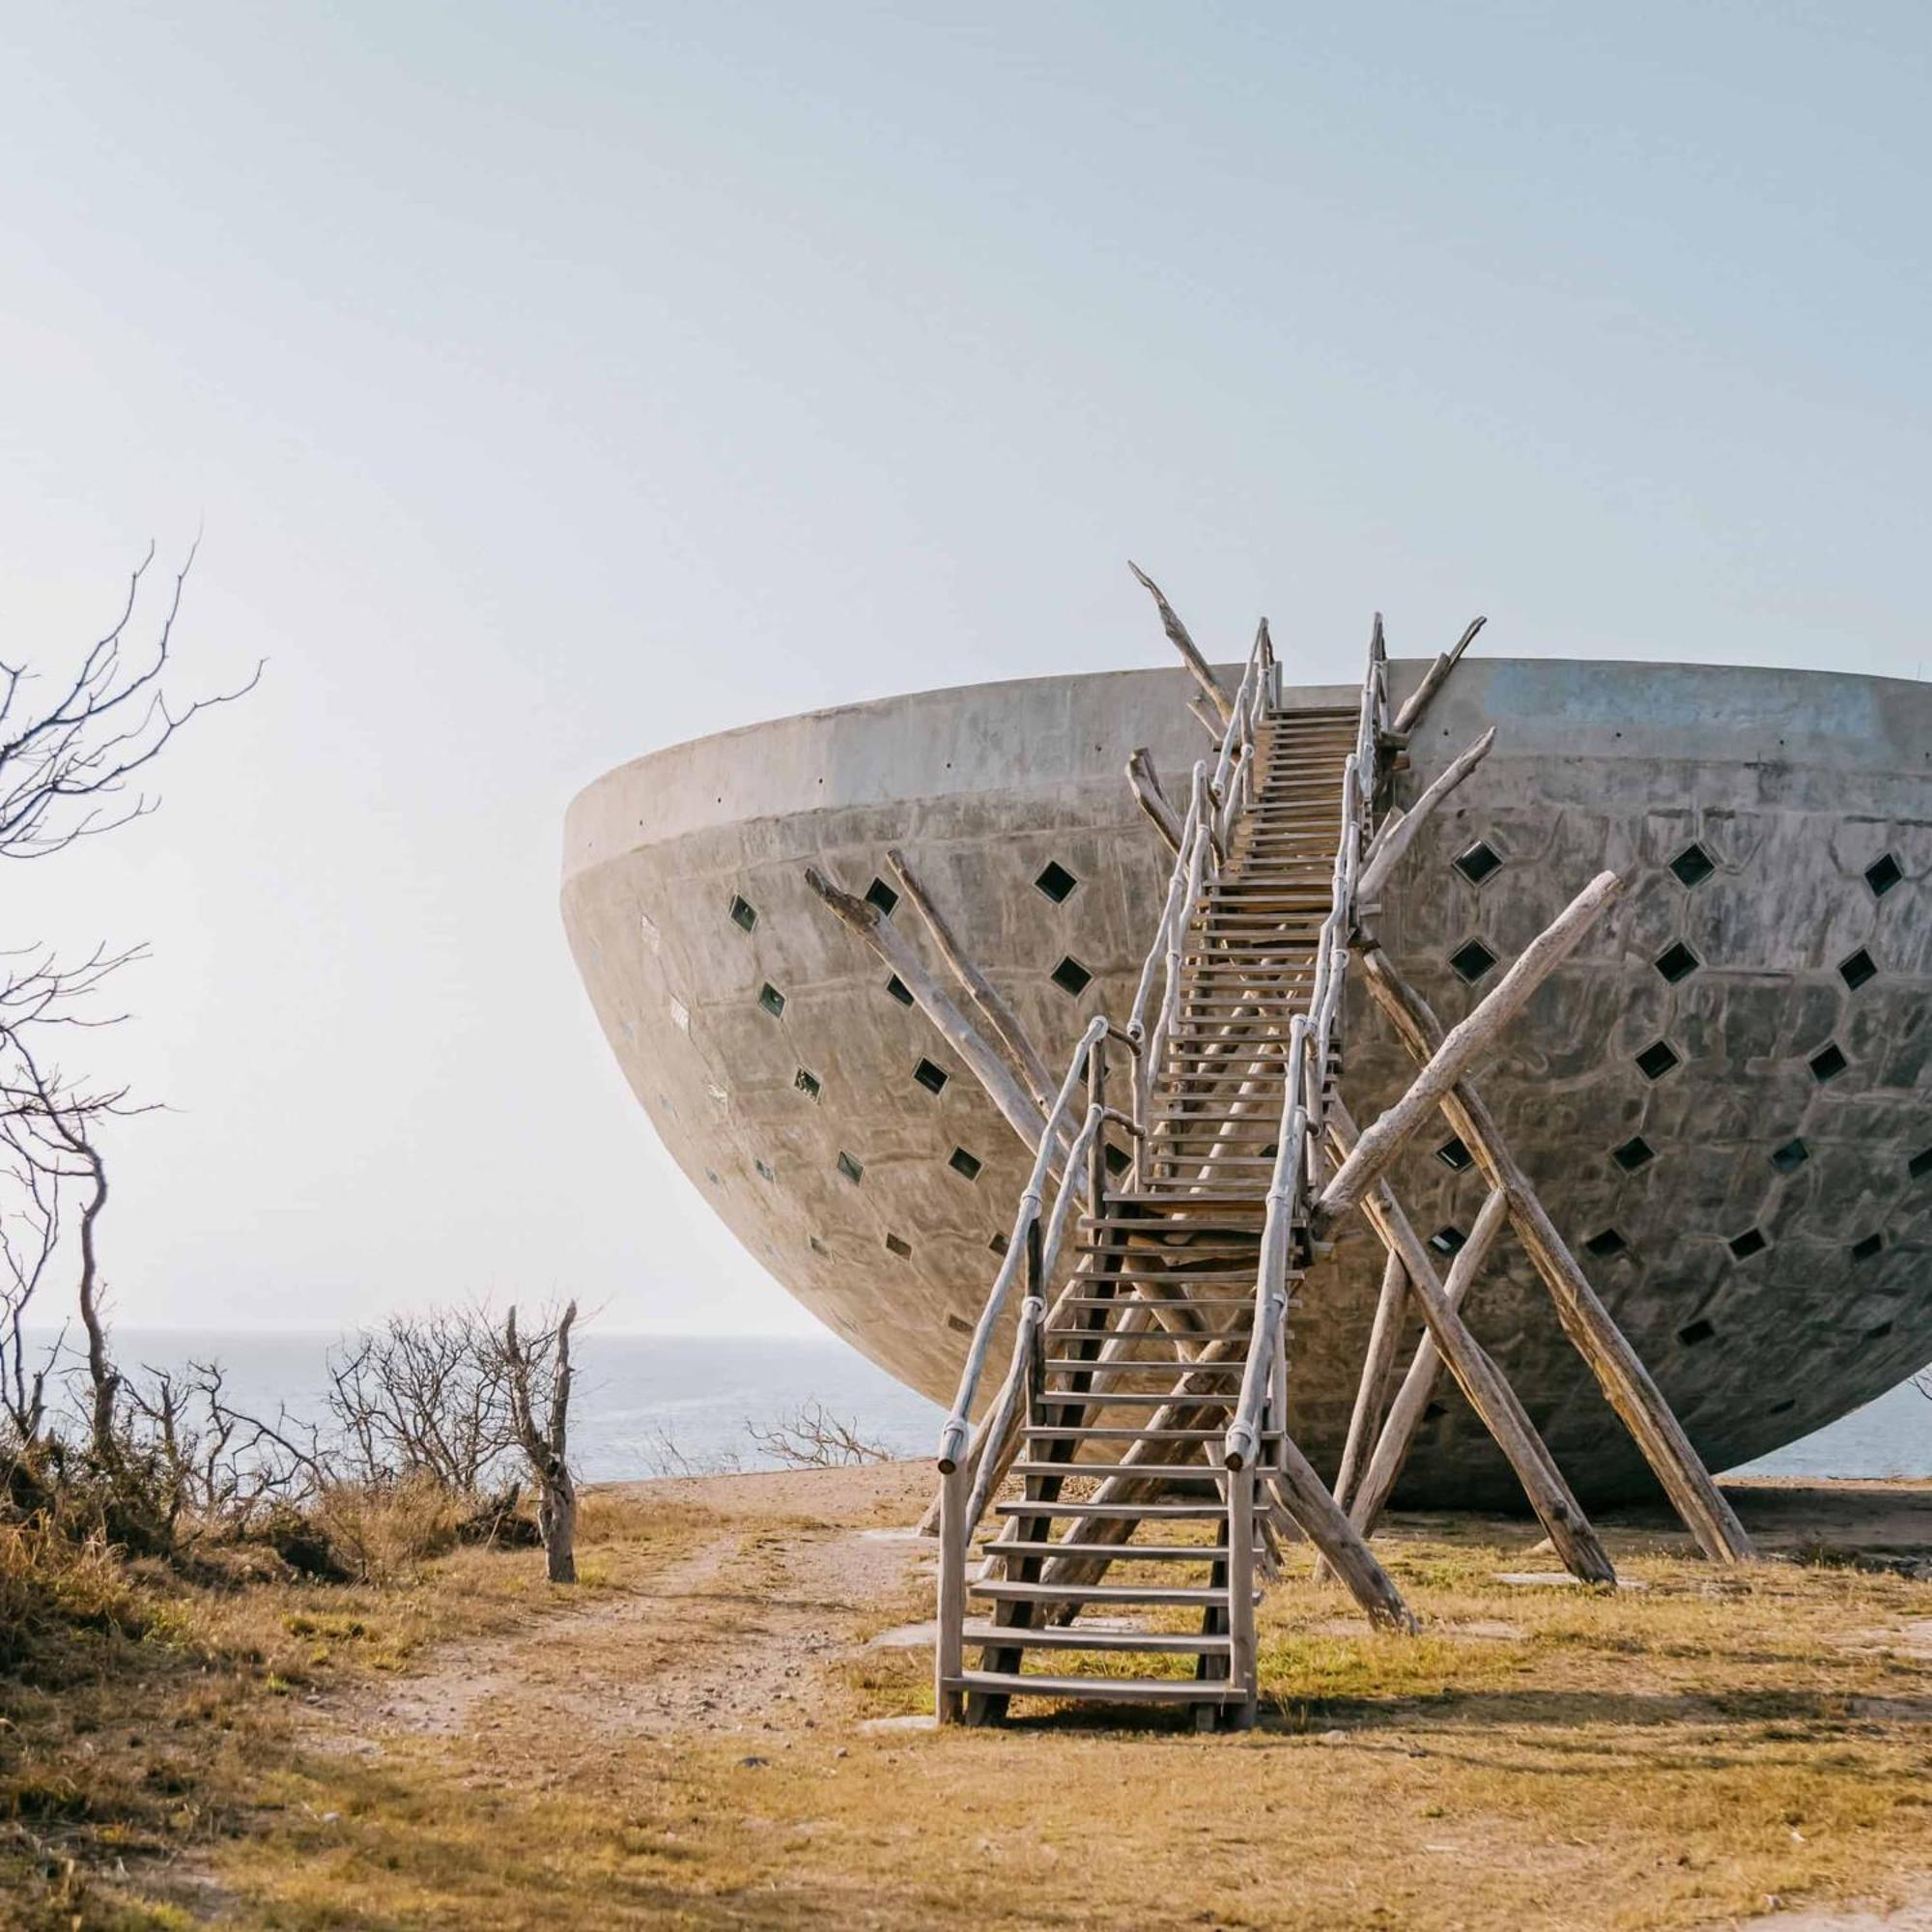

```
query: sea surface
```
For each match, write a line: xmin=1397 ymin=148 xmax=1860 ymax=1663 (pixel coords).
xmin=59 ymin=1328 xmax=1932 ymax=1486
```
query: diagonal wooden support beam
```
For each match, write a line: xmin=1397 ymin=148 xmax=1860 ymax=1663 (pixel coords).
xmin=1332 ymin=1250 xmax=1409 ymax=1512
xmin=1326 ymin=1101 xmax=1618 ymax=1585
xmin=1356 ymin=726 xmax=1497 ymax=907
xmin=1358 ymin=945 xmax=1755 ymax=1565
xmin=1391 ymin=615 xmax=1486 ymax=737
xmin=1129 ymin=561 xmax=1235 ymax=725
xmin=1312 ymin=868 xmax=1623 ymax=1236
xmin=1125 ymin=747 xmax=1183 ymax=856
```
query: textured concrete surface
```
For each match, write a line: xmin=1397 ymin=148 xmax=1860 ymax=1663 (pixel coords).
xmin=560 ymin=658 xmax=1931 ymax=1505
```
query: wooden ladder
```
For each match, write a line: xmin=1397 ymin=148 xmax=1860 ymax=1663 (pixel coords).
xmin=951 ymin=707 xmax=1357 ymax=1726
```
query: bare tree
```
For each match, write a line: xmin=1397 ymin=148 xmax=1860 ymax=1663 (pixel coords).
xmin=498 ymin=1301 xmax=578 ymax=1584
xmin=745 ymin=1402 xmax=889 ymax=1469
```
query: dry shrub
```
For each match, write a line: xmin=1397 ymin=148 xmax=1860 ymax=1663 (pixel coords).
xmin=0 ymin=1516 xmax=147 ymax=1671
xmin=310 ymin=1476 xmax=468 ymax=1583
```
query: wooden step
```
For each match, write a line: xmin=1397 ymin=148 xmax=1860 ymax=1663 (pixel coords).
xmin=1008 ymin=1461 xmax=1227 ymax=1480
xmin=992 ymin=1499 xmax=1230 ymax=1520
xmin=962 ymin=1622 xmax=1230 ymax=1654
xmin=946 ymin=1669 xmax=1238 ymax=1704
xmin=969 ymin=1579 xmax=1254 ymax=1606
xmin=983 ymin=1539 xmax=1225 ymax=1561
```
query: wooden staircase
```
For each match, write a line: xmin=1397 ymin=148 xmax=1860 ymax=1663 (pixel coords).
xmin=949 ymin=707 xmax=1359 ymax=1725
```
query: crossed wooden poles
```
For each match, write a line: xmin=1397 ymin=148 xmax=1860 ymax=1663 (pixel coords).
xmin=803 ymin=574 xmax=1752 ymax=1640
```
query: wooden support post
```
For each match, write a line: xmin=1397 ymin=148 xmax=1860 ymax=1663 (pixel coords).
xmin=1326 ymin=1105 xmax=1616 ymax=1584
xmin=1390 ymin=615 xmax=1486 ymax=736
xmin=1356 ymin=726 xmax=1497 ymax=907
xmin=1333 ymin=1250 xmax=1409 ymax=1510
xmin=1125 ymin=747 xmax=1183 ymax=855
xmin=1313 ymin=868 xmax=1623 ymax=1235
xmin=1358 ymin=946 xmax=1756 ymax=1565
xmin=1227 ymin=1463 xmax=1258 ymax=1726
xmin=1129 ymin=561 xmax=1234 ymax=724
xmin=936 ymin=1457 xmax=967 ymax=1723
xmin=1266 ymin=1438 xmax=1416 ymax=1633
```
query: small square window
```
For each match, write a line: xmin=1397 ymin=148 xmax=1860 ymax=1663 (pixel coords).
xmin=704 ymin=1168 xmax=721 ymax=1185
xmin=1864 ymin=853 xmax=1902 ymax=898
xmin=1866 ymin=1319 xmax=1895 ymax=1340
xmin=884 ymin=1233 xmax=912 ymax=1259
xmin=913 ymin=1057 xmax=949 ymax=1095
xmin=1449 ymin=939 xmax=1498 ymax=984
xmin=1452 ymin=840 xmax=1503 ymax=886
xmin=795 ymin=1067 xmax=821 ymax=1101
xmin=1677 ymin=1318 xmax=1716 ymax=1347
xmin=1050 ymin=955 xmax=1094 ymax=998
xmin=1910 ymin=1148 xmax=1932 ymax=1181
xmin=1838 ymin=948 xmax=1877 ymax=991
xmin=836 ymin=1151 xmax=864 ymax=1185
xmin=1635 ymin=1039 xmax=1680 ymax=1082
xmin=1428 ymin=1225 xmax=1466 ymax=1258
xmin=1727 ymin=1228 xmax=1768 ymax=1261
xmin=728 ymin=894 xmax=757 ymax=932
xmin=1655 ymin=942 xmax=1699 ymax=984
xmin=1769 ymin=1138 xmax=1808 ymax=1174
xmin=946 ymin=1312 xmax=975 ymax=1336
xmin=808 ymin=1236 xmax=828 ymax=1256
xmin=1769 ymin=1397 xmax=1796 ymax=1415
xmin=1435 ymin=1136 xmax=1474 ymax=1172
xmin=1669 ymin=843 xmax=1716 ymax=888
xmin=1583 ymin=1228 xmax=1628 ymax=1260
xmin=1808 ymin=1043 xmax=1848 ymax=1083
xmin=885 ymin=974 xmax=914 ymax=1007
xmin=949 ymin=1147 xmax=983 ymax=1182
xmin=1850 ymin=1234 xmax=1883 ymax=1264
xmin=865 ymin=877 xmax=899 ymax=917
xmin=1612 ymin=1135 xmax=1655 ymax=1172
xmin=989 ymin=1231 xmax=1009 ymax=1256
xmin=1035 ymin=861 xmax=1079 ymax=903
xmin=757 ymin=982 xmax=785 ymax=1018
xmin=1103 ymin=1144 xmax=1132 ymax=1178
xmin=753 ymin=1158 xmax=776 ymax=1182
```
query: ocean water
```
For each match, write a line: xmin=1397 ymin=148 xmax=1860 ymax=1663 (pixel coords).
xmin=56 ymin=1328 xmax=1932 ymax=1486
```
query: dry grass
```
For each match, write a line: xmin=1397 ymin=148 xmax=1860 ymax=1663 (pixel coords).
xmin=4 ymin=1473 xmax=1929 ymax=1930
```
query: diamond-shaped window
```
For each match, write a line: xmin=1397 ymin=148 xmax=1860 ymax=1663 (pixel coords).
xmin=865 ymin=877 xmax=899 ymax=917
xmin=1864 ymin=853 xmax=1902 ymax=898
xmin=728 ymin=894 xmax=757 ymax=932
xmin=1435 ymin=1137 xmax=1474 ymax=1172
xmin=1727 ymin=1227 xmax=1768 ymax=1261
xmin=1635 ymin=1039 xmax=1681 ymax=1082
xmin=1103 ymin=1144 xmax=1132 ymax=1178
xmin=988 ymin=1231 xmax=1009 ymax=1256
xmin=1808 ymin=1042 xmax=1848 ymax=1083
xmin=753 ymin=1158 xmax=776 ymax=1182
xmin=836 ymin=1151 xmax=864 ymax=1185
xmin=1838 ymin=948 xmax=1877 ymax=990
xmin=1910 ymin=1148 xmax=1932 ymax=1180
xmin=1428 ymin=1225 xmax=1466 ymax=1258
xmin=756 ymin=982 xmax=785 ymax=1018
xmin=913 ymin=1058 xmax=949 ymax=1095
xmin=1655 ymin=942 xmax=1700 ymax=985
xmin=1453 ymin=840 xmax=1503 ymax=886
xmin=1583 ymin=1228 xmax=1628 ymax=1260
xmin=1865 ymin=1320 xmax=1894 ymax=1340
xmin=1050 ymin=955 xmax=1094 ymax=998
xmin=884 ymin=1233 xmax=912 ymax=1259
xmin=949 ymin=1147 xmax=983 ymax=1182
xmin=885 ymin=973 xmax=914 ymax=1007
xmin=794 ymin=1067 xmax=821 ymax=1101
xmin=1677 ymin=1318 xmax=1716 ymax=1347
xmin=1769 ymin=1138 xmax=1808 ymax=1174
xmin=1449 ymin=939 xmax=1498 ymax=984
xmin=1850 ymin=1233 xmax=1883 ymax=1264
xmin=1669 ymin=843 xmax=1716 ymax=888
xmin=1611 ymin=1135 xmax=1655 ymax=1172
xmin=1035 ymin=861 xmax=1078 ymax=903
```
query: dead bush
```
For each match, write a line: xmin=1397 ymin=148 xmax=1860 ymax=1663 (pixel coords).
xmin=310 ymin=1476 xmax=468 ymax=1583
xmin=0 ymin=1515 xmax=147 ymax=1672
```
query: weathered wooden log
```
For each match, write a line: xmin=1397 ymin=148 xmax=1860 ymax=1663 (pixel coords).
xmin=883 ymin=846 xmax=1058 ymax=1118
xmin=1129 ymin=561 xmax=1234 ymax=724
xmin=1333 ymin=1250 xmax=1409 ymax=1511
xmin=1356 ymin=726 xmax=1497 ymax=907
xmin=1125 ymin=747 xmax=1183 ymax=855
xmin=935 ymin=1457 xmax=968 ymax=1722
xmin=1391 ymin=615 xmax=1486 ymax=736
xmin=1325 ymin=1109 xmax=1616 ymax=1584
xmin=1358 ymin=945 xmax=1755 ymax=1564
xmin=1266 ymin=1440 xmax=1415 ymax=1633
xmin=804 ymin=866 xmax=1050 ymax=1157
xmin=1312 ymin=868 xmax=1623 ymax=1235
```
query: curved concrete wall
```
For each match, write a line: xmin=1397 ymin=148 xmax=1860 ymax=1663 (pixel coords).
xmin=561 ymin=658 xmax=1931 ymax=1504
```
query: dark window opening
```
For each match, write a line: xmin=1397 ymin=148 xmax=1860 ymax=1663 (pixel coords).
xmin=865 ymin=876 xmax=899 ymax=917
xmin=1103 ymin=1144 xmax=1132 ymax=1178
xmin=946 ymin=1312 xmax=974 ymax=1335
xmin=1678 ymin=1318 xmax=1716 ymax=1347
xmin=836 ymin=1151 xmax=864 ymax=1184
xmin=756 ymin=981 xmax=785 ymax=1018
xmin=1838 ymin=947 xmax=1877 ymax=991
xmin=1769 ymin=1137 xmax=1808 ymax=1174
xmin=1449 ymin=938 xmax=1498 ymax=984
xmin=949 ymin=1147 xmax=983 ymax=1182
xmin=1050 ymin=955 xmax=1094 ymax=998
xmin=728 ymin=894 xmax=757 ymax=932
xmin=885 ymin=973 xmax=914 ymax=1007
xmin=1655 ymin=941 xmax=1700 ymax=985
xmin=1428 ymin=1225 xmax=1466 ymax=1258
xmin=1422 ymin=1402 xmax=1448 ymax=1422
xmin=753 ymin=1158 xmax=775 ymax=1182
xmin=1583 ymin=1228 xmax=1628 ymax=1260
xmin=1727 ymin=1227 xmax=1768 ymax=1261
xmin=884 ymin=1233 xmax=912 ymax=1259
xmin=1850 ymin=1233 xmax=1883 ymax=1264
xmin=1864 ymin=852 xmax=1902 ymax=898
xmin=1669 ymin=843 xmax=1716 ymax=888
xmin=988 ymin=1231 xmax=1009 ymax=1256
xmin=808 ymin=1236 xmax=828 ymax=1256
xmin=1908 ymin=1147 xmax=1932 ymax=1180
xmin=1035 ymin=860 xmax=1078 ymax=903
xmin=1435 ymin=1136 xmax=1474 ymax=1172
xmin=1453 ymin=840 xmax=1503 ymax=886
xmin=1635 ymin=1039 xmax=1681 ymax=1081
xmin=913 ymin=1057 xmax=949 ymax=1095
xmin=794 ymin=1067 xmax=821 ymax=1101
xmin=1769 ymin=1397 xmax=1796 ymax=1415
xmin=704 ymin=1169 xmax=721 ymax=1185
xmin=1612 ymin=1135 xmax=1656 ymax=1172
xmin=1865 ymin=1320 xmax=1894 ymax=1341
xmin=1808 ymin=1042 xmax=1848 ymax=1083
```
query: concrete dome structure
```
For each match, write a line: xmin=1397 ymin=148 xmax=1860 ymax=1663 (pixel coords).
xmin=561 ymin=656 xmax=1931 ymax=1504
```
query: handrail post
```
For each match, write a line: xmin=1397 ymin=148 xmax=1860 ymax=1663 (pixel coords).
xmin=1228 ymin=1460 xmax=1257 ymax=1723
xmin=1086 ymin=1035 xmax=1109 ymax=1212
xmin=936 ymin=1457 xmax=966 ymax=1723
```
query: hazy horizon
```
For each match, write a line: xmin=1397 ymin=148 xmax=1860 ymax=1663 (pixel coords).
xmin=2 ymin=4 xmax=1928 ymax=1345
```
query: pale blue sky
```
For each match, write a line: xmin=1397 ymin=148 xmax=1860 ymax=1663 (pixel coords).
xmin=0 ymin=3 xmax=1925 ymax=1334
